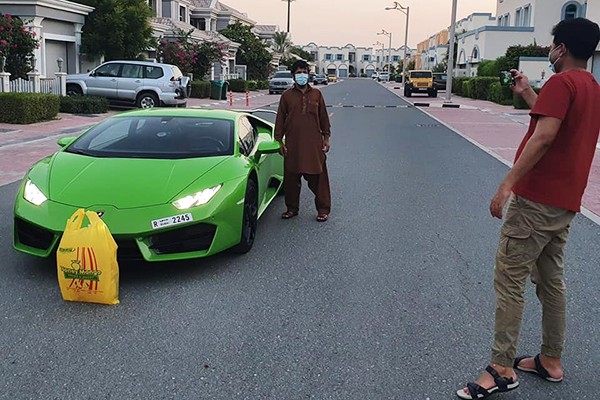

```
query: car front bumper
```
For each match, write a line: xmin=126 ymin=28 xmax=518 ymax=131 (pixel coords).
xmin=13 ymin=178 xmax=247 ymax=262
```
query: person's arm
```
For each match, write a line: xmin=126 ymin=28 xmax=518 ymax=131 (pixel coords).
xmin=318 ymin=93 xmax=331 ymax=152
xmin=510 ymin=69 xmax=538 ymax=109
xmin=274 ymin=95 xmax=288 ymax=156
xmin=490 ymin=117 xmax=562 ymax=218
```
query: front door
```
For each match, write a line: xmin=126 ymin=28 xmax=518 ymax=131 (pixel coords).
xmin=87 ymin=63 xmax=121 ymax=99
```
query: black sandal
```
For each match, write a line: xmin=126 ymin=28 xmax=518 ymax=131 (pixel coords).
xmin=457 ymin=365 xmax=519 ymax=399
xmin=514 ymin=354 xmax=563 ymax=383
xmin=281 ymin=211 xmax=298 ymax=219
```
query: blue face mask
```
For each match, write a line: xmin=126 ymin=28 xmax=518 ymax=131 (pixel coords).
xmin=295 ymin=73 xmax=309 ymax=86
xmin=548 ymin=46 xmax=562 ymax=73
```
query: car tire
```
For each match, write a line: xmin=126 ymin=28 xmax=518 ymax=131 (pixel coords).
xmin=136 ymin=92 xmax=159 ymax=109
xmin=269 ymin=91 xmax=274 ymax=95
xmin=405 ymin=90 xmax=412 ymax=97
xmin=233 ymin=178 xmax=258 ymax=254
xmin=66 ymin=85 xmax=83 ymax=97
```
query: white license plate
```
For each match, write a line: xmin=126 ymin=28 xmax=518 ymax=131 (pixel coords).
xmin=151 ymin=213 xmax=193 ymax=230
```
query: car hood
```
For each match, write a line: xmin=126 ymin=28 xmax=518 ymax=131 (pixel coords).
xmin=48 ymin=152 xmax=228 ymax=209
xmin=66 ymin=73 xmax=91 ymax=81
xmin=270 ymin=78 xmax=294 ymax=83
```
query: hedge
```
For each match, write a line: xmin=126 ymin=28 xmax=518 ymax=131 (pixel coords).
xmin=466 ymin=77 xmax=499 ymax=100
xmin=513 ymin=87 xmax=541 ymax=109
xmin=246 ymin=80 xmax=258 ymax=91
xmin=487 ymin=83 xmax=514 ymax=106
xmin=452 ymin=77 xmax=471 ymax=96
xmin=190 ymin=81 xmax=211 ymax=98
xmin=462 ymin=81 xmax=471 ymax=98
xmin=257 ymin=80 xmax=269 ymax=90
xmin=0 ymin=93 xmax=60 ymax=124
xmin=228 ymin=79 xmax=248 ymax=93
xmin=60 ymin=96 xmax=108 ymax=114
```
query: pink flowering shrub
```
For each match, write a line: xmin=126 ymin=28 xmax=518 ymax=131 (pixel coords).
xmin=157 ymin=29 xmax=227 ymax=80
xmin=0 ymin=14 xmax=39 ymax=79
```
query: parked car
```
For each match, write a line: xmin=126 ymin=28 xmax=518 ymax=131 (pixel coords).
xmin=13 ymin=108 xmax=284 ymax=261
xmin=327 ymin=74 xmax=338 ymax=83
xmin=268 ymin=71 xmax=294 ymax=94
xmin=378 ymin=72 xmax=390 ymax=82
xmin=371 ymin=72 xmax=379 ymax=80
xmin=66 ymin=60 xmax=190 ymax=108
xmin=404 ymin=70 xmax=437 ymax=97
xmin=433 ymin=72 xmax=448 ymax=90
xmin=312 ymin=74 xmax=329 ymax=85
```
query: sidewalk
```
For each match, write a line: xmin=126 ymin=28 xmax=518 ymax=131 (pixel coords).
xmin=0 ymin=90 xmax=279 ymax=187
xmin=382 ymin=82 xmax=600 ymax=222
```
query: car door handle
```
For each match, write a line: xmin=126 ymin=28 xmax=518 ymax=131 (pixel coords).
xmin=111 ymin=79 xmax=117 ymax=82
xmin=135 ymin=80 xmax=141 ymax=83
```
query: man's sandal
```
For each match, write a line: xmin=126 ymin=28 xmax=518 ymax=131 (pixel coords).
xmin=514 ymin=354 xmax=563 ymax=383
xmin=281 ymin=211 xmax=298 ymax=219
xmin=456 ymin=365 xmax=519 ymax=399
xmin=316 ymin=214 xmax=328 ymax=222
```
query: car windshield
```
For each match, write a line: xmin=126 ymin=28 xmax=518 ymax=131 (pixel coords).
xmin=434 ymin=74 xmax=447 ymax=80
xmin=67 ymin=116 xmax=234 ymax=159
xmin=411 ymin=72 xmax=432 ymax=78
xmin=273 ymin=71 xmax=292 ymax=79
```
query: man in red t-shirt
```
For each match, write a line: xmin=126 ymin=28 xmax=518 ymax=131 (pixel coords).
xmin=458 ymin=18 xmax=600 ymax=399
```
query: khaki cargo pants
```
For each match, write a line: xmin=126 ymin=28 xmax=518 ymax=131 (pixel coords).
xmin=492 ymin=195 xmax=576 ymax=368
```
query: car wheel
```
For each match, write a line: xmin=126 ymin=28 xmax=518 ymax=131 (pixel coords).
xmin=269 ymin=91 xmax=274 ymax=95
xmin=66 ymin=85 xmax=83 ymax=97
xmin=233 ymin=178 xmax=258 ymax=254
xmin=137 ymin=92 xmax=159 ymax=109
xmin=405 ymin=90 xmax=412 ymax=97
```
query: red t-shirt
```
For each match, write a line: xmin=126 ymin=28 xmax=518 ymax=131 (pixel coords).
xmin=513 ymin=70 xmax=600 ymax=212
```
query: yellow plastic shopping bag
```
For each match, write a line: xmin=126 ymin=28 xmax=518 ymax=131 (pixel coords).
xmin=56 ymin=209 xmax=119 ymax=305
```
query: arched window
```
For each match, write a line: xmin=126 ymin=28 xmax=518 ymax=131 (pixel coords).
xmin=562 ymin=2 xmax=580 ymax=20
xmin=471 ymin=47 xmax=479 ymax=61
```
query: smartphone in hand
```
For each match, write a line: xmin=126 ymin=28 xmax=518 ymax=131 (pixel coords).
xmin=499 ymin=71 xmax=515 ymax=87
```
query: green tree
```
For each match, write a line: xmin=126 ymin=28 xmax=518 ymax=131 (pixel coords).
xmin=0 ymin=14 xmax=39 ymax=79
xmin=219 ymin=23 xmax=272 ymax=80
xmin=75 ymin=0 xmax=154 ymax=61
xmin=272 ymin=31 xmax=291 ymax=58
xmin=498 ymin=44 xmax=551 ymax=71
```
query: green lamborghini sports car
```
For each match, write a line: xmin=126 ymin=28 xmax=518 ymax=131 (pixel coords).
xmin=13 ymin=108 xmax=284 ymax=262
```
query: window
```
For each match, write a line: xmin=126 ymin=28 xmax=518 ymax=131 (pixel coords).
xmin=336 ymin=54 xmax=343 ymax=61
xmin=238 ymin=117 xmax=257 ymax=157
xmin=94 ymin=63 xmax=121 ymax=77
xmin=376 ymin=56 xmax=380 ymax=63
xmin=392 ymin=55 xmax=400 ymax=62
xmin=523 ymin=5 xmax=531 ymax=26
xmin=144 ymin=66 xmax=164 ymax=79
xmin=179 ymin=5 xmax=186 ymax=22
xmin=121 ymin=64 xmax=143 ymax=79
xmin=363 ymin=54 xmax=370 ymax=62
xmin=325 ymin=53 xmax=332 ymax=61
xmin=563 ymin=3 xmax=579 ymax=20
xmin=504 ymin=13 xmax=510 ymax=26
xmin=515 ymin=8 xmax=522 ymax=26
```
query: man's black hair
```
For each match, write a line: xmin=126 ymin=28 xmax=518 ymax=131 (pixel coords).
xmin=552 ymin=18 xmax=600 ymax=60
xmin=290 ymin=60 xmax=310 ymax=74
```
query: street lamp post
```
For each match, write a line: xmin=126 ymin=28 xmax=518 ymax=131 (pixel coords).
xmin=282 ymin=0 xmax=296 ymax=33
xmin=385 ymin=2 xmax=410 ymax=84
xmin=378 ymin=29 xmax=392 ymax=75
xmin=445 ymin=0 xmax=458 ymax=102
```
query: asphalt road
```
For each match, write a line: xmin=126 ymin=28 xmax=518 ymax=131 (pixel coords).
xmin=1 ymin=79 xmax=599 ymax=400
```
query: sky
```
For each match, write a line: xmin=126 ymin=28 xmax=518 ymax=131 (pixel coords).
xmin=223 ymin=0 xmax=497 ymax=48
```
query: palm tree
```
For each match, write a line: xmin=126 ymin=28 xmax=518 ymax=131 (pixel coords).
xmin=273 ymin=31 xmax=292 ymax=59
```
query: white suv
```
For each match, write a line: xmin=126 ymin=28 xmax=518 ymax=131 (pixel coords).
xmin=66 ymin=61 xmax=190 ymax=108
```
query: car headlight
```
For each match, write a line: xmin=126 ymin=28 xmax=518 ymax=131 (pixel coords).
xmin=24 ymin=180 xmax=48 ymax=206
xmin=172 ymin=185 xmax=222 ymax=210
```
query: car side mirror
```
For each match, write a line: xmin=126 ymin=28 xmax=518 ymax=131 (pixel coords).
xmin=57 ymin=136 xmax=77 ymax=148
xmin=256 ymin=140 xmax=281 ymax=156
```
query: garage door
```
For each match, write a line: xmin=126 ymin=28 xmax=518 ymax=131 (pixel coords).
xmin=45 ymin=40 xmax=67 ymax=76
xmin=338 ymin=68 xmax=348 ymax=78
